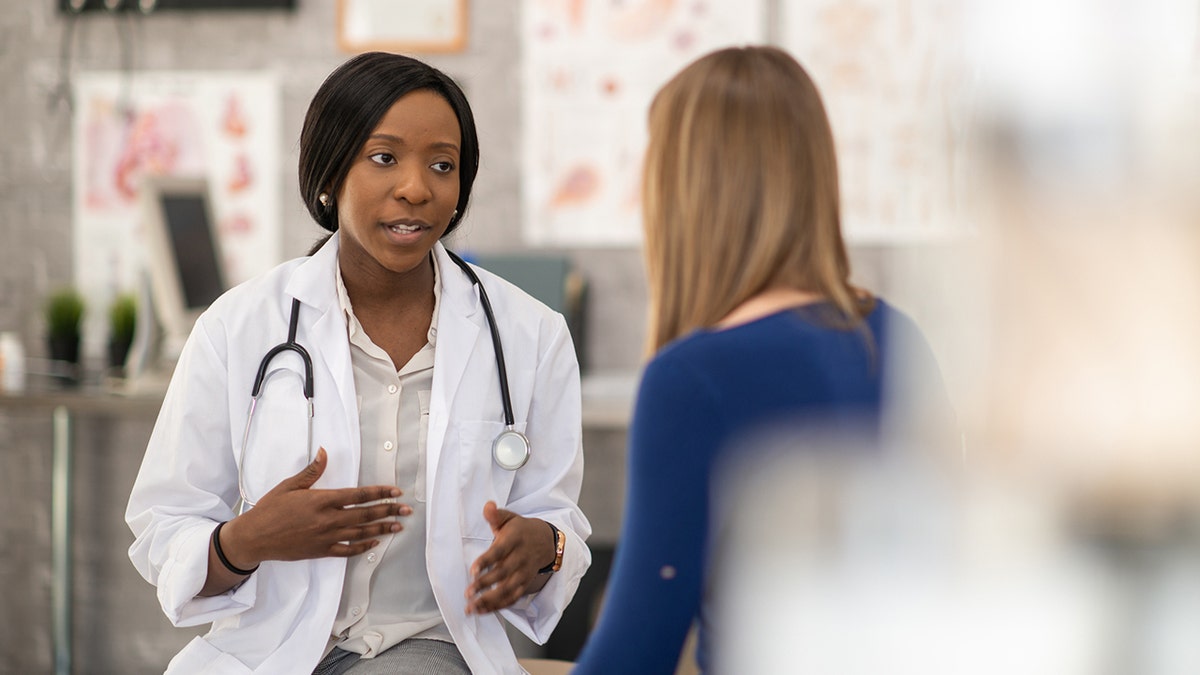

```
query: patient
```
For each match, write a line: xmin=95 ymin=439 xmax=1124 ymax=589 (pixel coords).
xmin=571 ymin=45 xmax=953 ymax=674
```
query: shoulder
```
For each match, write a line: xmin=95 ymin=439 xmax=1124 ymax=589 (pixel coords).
xmin=470 ymin=263 xmax=564 ymax=327
xmin=637 ymin=335 xmax=726 ymax=412
xmin=866 ymin=298 xmax=934 ymax=355
xmin=196 ymin=257 xmax=309 ymax=335
xmin=439 ymin=251 xmax=569 ymax=348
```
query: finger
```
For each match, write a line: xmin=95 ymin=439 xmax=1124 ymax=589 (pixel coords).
xmin=282 ymin=446 xmax=328 ymax=490
xmin=333 ymin=519 xmax=404 ymax=543
xmin=483 ymin=500 xmax=517 ymax=533
xmin=470 ymin=560 xmax=524 ymax=597
xmin=468 ymin=579 xmax=526 ymax=614
xmin=339 ymin=501 xmax=412 ymax=525
xmin=326 ymin=539 xmax=381 ymax=558
xmin=470 ymin=537 xmax=516 ymax=578
xmin=326 ymin=484 xmax=403 ymax=508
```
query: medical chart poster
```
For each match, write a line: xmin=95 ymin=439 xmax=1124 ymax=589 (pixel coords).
xmin=521 ymin=0 xmax=766 ymax=246
xmin=780 ymin=0 xmax=969 ymax=242
xmin=72 ymin=71 xmax=281 ymax=346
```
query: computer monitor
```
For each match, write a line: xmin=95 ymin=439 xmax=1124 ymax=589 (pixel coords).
xmin=138 ymin=175 xmax=227 ymax=361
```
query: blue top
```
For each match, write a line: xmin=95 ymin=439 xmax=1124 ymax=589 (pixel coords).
xmin=572 ymin=300 xmax=944 ymax=674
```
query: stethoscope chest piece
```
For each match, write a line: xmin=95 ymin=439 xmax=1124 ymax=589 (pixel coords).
xmin=493 ymin=428 xmax=531 ymax=471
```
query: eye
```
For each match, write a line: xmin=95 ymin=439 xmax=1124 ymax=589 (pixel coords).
xmin=431 ymin=161 xmax=456 ymax=174
xmin=369 ymin=152 xmax=396 ymax=166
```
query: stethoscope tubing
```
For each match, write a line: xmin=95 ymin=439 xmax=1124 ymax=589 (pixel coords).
xmin=238 ymin=249 xmax=529 ymax=511
xmin=444 ymin=250 xmax=516 ymax=427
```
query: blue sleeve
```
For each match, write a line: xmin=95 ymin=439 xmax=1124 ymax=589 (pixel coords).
xmin=573 ymin=352 xmax=723 ymax=674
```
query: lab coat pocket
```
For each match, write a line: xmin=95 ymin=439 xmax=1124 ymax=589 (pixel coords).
xmin=456 ymin=420 xmax=526 ymax=541
xmin=238 ymin=361 xmax=313 ymax=508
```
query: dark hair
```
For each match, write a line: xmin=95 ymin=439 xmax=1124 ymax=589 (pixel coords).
xmin=299 ymin=52 xmax=479 ymax=238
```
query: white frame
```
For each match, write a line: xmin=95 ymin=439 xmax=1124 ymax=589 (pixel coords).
xmin=138 ymin=175 xmax=226 ymax=355
xmin=336 ymin=0 xmax=467 ymax=54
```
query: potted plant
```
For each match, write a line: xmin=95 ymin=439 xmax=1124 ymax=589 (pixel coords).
xmin=108 ymin=293 xmax=137 ymax=371
xmin=44 ymin=288 xmax=85 ymax=366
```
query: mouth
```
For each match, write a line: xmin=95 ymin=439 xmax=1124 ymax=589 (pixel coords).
xmin=383 ymin=218 xmax=431 ymax=235
xmin=379 ymin=218 xmax=432 ymax=241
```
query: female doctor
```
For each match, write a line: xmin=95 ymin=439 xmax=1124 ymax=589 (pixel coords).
xmin=126 ymin=52 xmax=590 ymax=675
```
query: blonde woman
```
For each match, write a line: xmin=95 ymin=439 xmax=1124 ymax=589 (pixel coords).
xmin=572 ymin=46 xmax=948 ymax=673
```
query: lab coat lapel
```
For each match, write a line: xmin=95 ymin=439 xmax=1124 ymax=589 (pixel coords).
xmin=427 ymin=242 xmax=483 ymax=487
xmin=283 ymin=235 xmax=359 ymax=485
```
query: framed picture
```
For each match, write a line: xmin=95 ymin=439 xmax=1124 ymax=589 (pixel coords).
xmin=337 ymin=0 xmax=467 ymax=53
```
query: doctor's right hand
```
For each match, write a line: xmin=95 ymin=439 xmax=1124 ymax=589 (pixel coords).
xmin=214 ymin=447 xmax=410 ymax=570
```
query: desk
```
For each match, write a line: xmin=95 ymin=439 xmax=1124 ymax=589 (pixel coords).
xmin=0 ymin=385 xmax=163 ymax=675
xmin=0 ymin=371 xmax=635 ymax=673
xmin=581 ymin=370 xmax=639 ymax=429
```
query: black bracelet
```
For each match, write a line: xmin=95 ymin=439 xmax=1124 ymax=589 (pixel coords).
xmin=538 ymin=522 xmax=561 ymax=575
xmin=212 ymin=521 xmax=259 ymax=576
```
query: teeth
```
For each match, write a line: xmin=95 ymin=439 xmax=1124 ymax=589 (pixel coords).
xmin=389 ymin=224 xmax=420 ymax=233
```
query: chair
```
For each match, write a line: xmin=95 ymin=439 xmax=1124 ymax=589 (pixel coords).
xmin=519 ymin=657 xmax=575 ymax=675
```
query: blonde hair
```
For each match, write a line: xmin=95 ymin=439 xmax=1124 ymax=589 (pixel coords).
xmin=642 ymin=45 xmax=872 ymax=354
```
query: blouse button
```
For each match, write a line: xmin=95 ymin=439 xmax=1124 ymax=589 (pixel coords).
xmin=367 ymin=552 xmax=378 ymax=563
xmin=388 ymin=384 xmax=398 ymax=394
xmin=384 ymin=441 xmax=394 ymax=451
xmin=351 ymin=606 xmax=361 ymax=616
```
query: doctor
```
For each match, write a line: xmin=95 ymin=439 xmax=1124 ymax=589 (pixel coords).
xmin=126 ymin=52 xmax=590 ymax=675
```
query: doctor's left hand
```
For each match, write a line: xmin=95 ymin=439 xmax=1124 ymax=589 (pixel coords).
xmin=465 ymin=501 xmax=557 ymax=614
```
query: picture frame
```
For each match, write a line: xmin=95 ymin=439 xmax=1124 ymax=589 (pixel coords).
xmin=337 ymin=0 xmax=468 ymax=54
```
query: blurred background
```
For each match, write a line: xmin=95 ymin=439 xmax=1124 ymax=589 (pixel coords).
xmin=2 ymin=0 xmax=1199 ymax=673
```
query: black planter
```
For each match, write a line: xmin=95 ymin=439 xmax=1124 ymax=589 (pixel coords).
xmin=48 ymin=333 xmax=81 ymax=364
xmin=109 ymin=337 xmax=132 ymax=372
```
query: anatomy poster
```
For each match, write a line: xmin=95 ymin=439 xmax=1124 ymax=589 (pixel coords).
xmin=72 ymin=71 xmax=281 ymax=345
xmin=522 ymin=0 xmax=766 ymax=246
xmin=781 ymin=0 xmax=969 ymax=241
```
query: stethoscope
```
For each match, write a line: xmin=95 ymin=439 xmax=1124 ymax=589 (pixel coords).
xmin=237 ymin=250 xmax=530 ymax=513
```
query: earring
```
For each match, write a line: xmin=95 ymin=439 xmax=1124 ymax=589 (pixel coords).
xmin=318 ymin=193 xmax=330 ymax=207
xmin=450 ymin=209 xmax=459 ymax=222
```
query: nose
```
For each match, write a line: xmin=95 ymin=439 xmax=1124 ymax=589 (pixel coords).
xmin=392 ymin=161 xmax=433 ymax=205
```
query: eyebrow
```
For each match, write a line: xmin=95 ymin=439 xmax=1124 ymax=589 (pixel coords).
xmin=368 ymin=133 xmax=460 ymax=153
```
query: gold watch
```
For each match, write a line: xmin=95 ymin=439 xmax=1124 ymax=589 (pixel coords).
xmin=538 ymin=522 xmax=566 ymax=574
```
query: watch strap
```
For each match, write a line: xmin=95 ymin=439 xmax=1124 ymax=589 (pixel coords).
xmin=538 ymin=522 xmax=566 ymax=575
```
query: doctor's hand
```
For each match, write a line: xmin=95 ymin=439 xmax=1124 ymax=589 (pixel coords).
xmin=465 ymin=501 xmax=558 ymax=614
xmin=219 ymin=447 xmax=411 ymax=567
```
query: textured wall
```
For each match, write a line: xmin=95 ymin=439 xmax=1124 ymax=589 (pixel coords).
xmin=0 ymin=1 xmax=955 ymax=672
xmin=0 ymin=3 xmax=641 ymax=671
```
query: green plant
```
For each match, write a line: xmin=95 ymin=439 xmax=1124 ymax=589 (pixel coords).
xmin=108 ymin=293 xmax=137 ymax=345
xmin=44 ymin=288 xmax=85 ymax=339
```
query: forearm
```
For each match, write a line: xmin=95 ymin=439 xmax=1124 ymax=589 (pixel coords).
xmin=198 ymin=519 xmax=261 ymax=597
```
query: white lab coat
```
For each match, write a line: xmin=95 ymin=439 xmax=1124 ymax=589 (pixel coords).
xmin=126 ymin=236 xmax=591 ymax=675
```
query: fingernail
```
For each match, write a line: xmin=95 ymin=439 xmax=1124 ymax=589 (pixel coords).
xmin=399 ymin=506 xmax=413 ymax=516
xmin=390 ymin=488 xmax=401 ymax=497
xmin=391 ymin=523 xmax=402 ymax=532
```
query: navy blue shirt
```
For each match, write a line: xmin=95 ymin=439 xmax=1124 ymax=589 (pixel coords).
xmin=573 ymin=300 xmax=945 ymax=673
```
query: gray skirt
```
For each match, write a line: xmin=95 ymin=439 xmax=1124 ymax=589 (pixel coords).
xmin=312 ymin=639 xmax=471 ymax=675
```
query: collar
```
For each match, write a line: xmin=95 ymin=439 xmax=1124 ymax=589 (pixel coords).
xmin=333 ymin=249 xmax=442 ymax=348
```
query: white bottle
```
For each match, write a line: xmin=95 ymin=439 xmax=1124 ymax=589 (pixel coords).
xmin=0 ymin=331 xmax=27 ymax=393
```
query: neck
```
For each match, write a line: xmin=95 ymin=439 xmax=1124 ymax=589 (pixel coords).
xmin=339 ymin=251 xmax=435 ymax=314
xmin=715 ymin=287 xmax=824 ymax=329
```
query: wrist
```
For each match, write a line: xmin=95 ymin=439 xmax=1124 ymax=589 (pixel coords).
xmin=537 ymin=521 xmax=565 ymax=575
xmin=213 ymin=520 xmax=260 ymax=575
